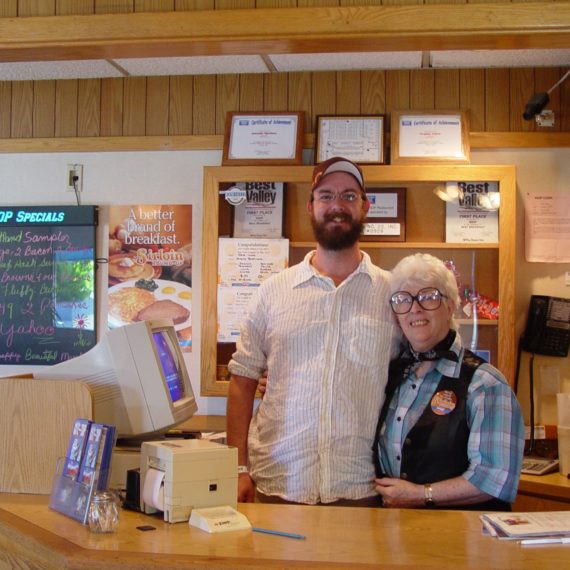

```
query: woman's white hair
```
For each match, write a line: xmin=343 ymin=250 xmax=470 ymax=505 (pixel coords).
xmin=390 ymin=253 xmax=461 ymax=329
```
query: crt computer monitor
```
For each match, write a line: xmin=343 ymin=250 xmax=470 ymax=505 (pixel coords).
xmin=32 ymin=319 xmax=198 ymax=439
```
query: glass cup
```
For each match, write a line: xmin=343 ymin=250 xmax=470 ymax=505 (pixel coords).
xmin=87 ymin=491 xmax=119 ymax=533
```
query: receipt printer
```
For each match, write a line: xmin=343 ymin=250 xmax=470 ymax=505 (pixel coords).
xmin=140 ymin=439 xmax=237 ymax=523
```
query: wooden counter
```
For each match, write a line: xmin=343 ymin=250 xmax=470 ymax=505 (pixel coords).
xmin=515 ymin=472 xmax=570 ymax=511
xmin=0 ymin=494 xmax=568 ymax=570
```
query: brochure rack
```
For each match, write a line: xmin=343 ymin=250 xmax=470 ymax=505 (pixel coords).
xmin=49 ymin=418 xmax=116 ymax=524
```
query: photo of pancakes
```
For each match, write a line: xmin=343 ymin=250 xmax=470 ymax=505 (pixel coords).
xmin=108 ymin=253 xmax=159 ymax=284
xmin=107 ymin=279 xmax=192 ymax=330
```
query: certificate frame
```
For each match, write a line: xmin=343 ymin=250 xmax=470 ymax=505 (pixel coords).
xmin=222 ymin=112 xmax=305 ymax=166
xmin=360 ymin=187 xmax=406 ymax=242
xmin=390 ymin=110 xmax=470 ymax=165
xmin=315 ymin=115 xmax=385 ymax=165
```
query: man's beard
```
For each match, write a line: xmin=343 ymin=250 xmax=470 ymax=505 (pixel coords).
xmin=310 ymin=211 xmax=365 ymax=251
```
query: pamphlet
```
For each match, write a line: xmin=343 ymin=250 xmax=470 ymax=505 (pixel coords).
xmin=480 ymin=511 xmax=570 ymax=540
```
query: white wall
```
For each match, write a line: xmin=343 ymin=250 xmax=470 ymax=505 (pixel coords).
xmin=0 ymin=148 xmax=569 ymax=423
xmin=0 ymin=150 xmax=227 ymax=416
xmin=472 ymin=149 xmax=570 ymax=425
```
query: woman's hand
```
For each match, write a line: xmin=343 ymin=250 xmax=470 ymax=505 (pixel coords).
xmin=258 ymin=373 xmax=268 ymax=397
xmin=374 ymin=477 xmax=424 ymax=508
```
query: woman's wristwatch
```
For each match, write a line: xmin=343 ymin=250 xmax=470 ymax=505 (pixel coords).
xmin=424 ymin=483 xmax=435 ymax=507
xmin=237 ymin=465 xmax=249 ymax=475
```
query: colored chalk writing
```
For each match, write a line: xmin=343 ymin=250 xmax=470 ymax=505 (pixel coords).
xmin=0 ymin=206 xmax=98 ymax=366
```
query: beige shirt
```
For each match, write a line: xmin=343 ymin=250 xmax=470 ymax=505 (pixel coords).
xmin=228 ymin=251 xmax=399 ymax=504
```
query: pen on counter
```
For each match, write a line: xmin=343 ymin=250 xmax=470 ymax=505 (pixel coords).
xmin=252 ymin=527 xmax=306 ymax=540
xmin=520 ymin=537 xmax=570 ymax=546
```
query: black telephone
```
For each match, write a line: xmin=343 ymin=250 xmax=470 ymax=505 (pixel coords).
xmin=522 ymin=295 xmax=570 ymax=357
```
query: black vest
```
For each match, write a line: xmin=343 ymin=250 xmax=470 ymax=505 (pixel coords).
xmin=373 ymin=351 xmax=510 ymax=511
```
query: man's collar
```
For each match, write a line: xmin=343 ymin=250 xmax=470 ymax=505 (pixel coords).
xmin=291 ymin=250 xmax=372 ymax=288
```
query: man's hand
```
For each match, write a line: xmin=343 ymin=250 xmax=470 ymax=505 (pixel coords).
xmin=227 ymin=375 xmax=258 ymax=502
xmin=238 ymin=473 xmax=255 ymax=502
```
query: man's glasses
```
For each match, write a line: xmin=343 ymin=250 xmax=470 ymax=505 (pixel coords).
xmin=390 ymin=287 xmax=447 ymax=315
xmin=313 ymin=190 xmax=362 ymax=203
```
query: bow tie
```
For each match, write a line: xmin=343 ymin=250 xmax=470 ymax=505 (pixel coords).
xmin=404 ymin=330 xmax=459 ymax=364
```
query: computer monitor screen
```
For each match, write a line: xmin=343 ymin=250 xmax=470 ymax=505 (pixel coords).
xmin=31 ymin=319 xmax=198 ymax=438
xmin=153 ymin=331 xmax=184 ymax=403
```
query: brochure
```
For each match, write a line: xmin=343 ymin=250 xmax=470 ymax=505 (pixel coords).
xmin=480 ymin=511 xmax=570 ymax=539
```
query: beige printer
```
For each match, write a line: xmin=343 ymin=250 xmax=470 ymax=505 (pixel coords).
xmin=140 ymin=439 xmax=237 ymax=523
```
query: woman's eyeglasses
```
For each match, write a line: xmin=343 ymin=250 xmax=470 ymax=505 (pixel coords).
xmin=390 ymin=287 xmax=447 ymax=315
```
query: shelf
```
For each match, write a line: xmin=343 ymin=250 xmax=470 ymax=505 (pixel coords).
xmin=290 ymin=241 xmax=499 ymax=250
xmin=457 ymin=319 xmax=498 ymax=327
xmin=201 ymin=164 xmax=516 ymax=397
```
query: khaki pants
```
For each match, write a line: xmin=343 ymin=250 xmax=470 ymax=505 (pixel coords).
xmin=255 ymin=489 xmax=382 ymax=507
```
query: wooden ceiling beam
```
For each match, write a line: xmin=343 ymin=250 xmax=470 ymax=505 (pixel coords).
xmin=0 ymin=4 xmax=569 ymax=63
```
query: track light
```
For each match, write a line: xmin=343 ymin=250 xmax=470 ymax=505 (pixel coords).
xmin=523 ymin=92 xmax=550 ymax=121
xmin=523 ymin=69 xmax=570 ymax=121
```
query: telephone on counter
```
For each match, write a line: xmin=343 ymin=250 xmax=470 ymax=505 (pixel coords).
xmin=521 ymin=457 xmax=559 ymax=476
xmin=521 ymin=295 xmax=570 ymax=357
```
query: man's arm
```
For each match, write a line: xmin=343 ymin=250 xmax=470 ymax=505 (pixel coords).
xmin=226 ymin=374 xmax=258 ymax=502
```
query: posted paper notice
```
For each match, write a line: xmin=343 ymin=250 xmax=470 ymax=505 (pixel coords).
xmin=525 ymin=192 xmax=570 ymax=262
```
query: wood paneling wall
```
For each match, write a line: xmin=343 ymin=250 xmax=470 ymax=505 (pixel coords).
xmin=0 ymin=1 xmax=568 ymax=138
xmin=1 ymin=68 xmax=568 ymax=139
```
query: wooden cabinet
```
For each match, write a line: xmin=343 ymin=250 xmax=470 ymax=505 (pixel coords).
xmin=201 ymin=164 xmax=516 ymax=396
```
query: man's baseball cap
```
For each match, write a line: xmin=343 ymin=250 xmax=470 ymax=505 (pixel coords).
xmin=311 ymin=157 xmax=365 ymax=193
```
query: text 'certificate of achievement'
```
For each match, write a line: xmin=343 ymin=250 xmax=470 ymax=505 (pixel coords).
xmin=399 ymin=114 xmax=464 ymax=158
xmin=228 ymin=115 xmax=299 ymax=160
xmin=525 ymin=192 xmax=570 ymax=262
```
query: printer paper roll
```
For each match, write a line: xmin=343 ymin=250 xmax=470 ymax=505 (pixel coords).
xmin=143 ymin=468 xmax=165 ymax=511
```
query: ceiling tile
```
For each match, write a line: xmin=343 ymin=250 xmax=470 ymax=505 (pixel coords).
xmin=0 ymin=60 xmax=123 ymax=81
xmin=269 ymin=51 xmax=423 ymax=72
xmin=114 ymin=55 xmax=269 ymax=76
xmin=431 ymin=49 xmax=570 ymax=68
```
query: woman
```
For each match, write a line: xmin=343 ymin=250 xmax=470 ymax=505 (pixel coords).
xmin=373 ymin=253 xmax=524 ymax=511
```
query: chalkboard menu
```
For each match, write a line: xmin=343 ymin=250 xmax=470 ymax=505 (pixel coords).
xmin=0 ymin=206 xmax=98 ymax=366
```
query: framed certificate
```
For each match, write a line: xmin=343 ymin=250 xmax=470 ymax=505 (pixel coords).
xmin=315 ymin=115 xmax=385 ymax=164
xmin=361 ymin=188 xmax=406 ymax=242
xmin=390 ymin=110 xmax=470 ymax=164
xmin=222 ymin=112 xmax=304 ymax=165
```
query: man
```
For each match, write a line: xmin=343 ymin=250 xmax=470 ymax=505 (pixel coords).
xmin=226 ymin=157 xmax=399 ymax=505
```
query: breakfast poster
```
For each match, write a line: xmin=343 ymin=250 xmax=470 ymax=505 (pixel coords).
xmin=107 ymin=205 xmax=193 ymax=351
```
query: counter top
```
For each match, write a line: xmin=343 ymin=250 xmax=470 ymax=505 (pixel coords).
xmin=518 ymin=472 xmax=570 ymax=501
xmin=1 ymin=493 xmax=569 ymax=570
